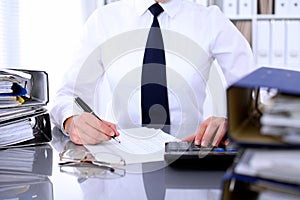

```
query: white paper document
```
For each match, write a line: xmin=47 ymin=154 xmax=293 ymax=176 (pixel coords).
xmin=85 ymin=127 xmax=180 ymax=164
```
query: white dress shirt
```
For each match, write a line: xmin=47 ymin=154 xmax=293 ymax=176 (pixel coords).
xmin=50 ymin=0 xmax=255 ymax=138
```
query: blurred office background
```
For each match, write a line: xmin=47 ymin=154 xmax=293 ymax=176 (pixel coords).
xmin=0 ymin=0 xmax=209 ymax=110
xmin=1 ymin=0 xmax=300 ymax=109
xmin=0 ymin=0 xmax=100 ymax=106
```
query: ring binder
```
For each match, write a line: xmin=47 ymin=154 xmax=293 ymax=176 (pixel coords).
xmin=0 ymin=110 xmax=52 ymax=148
xmin=227 ymin=67 xmax=300 ymax=147
xmin=0 ymin=69 xmax=51 ymax=147
xmin=221 ymin=67 xmax=300 ymax=199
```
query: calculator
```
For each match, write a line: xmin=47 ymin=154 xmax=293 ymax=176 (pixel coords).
xmin=164 ymin=141 xmax=238 ymax=170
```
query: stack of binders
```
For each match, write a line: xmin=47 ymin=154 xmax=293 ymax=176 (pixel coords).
xmin=0 ymin=69 xmax=51 ymax=148
xmin=221 ymin=67 xmax=300 ymax=200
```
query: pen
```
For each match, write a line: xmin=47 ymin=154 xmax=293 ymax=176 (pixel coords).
xmin=74 ymin=97 xmax=121 ymax=143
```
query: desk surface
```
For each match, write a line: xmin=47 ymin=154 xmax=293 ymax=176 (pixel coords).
xmin=0 ymin=127 xmax=227 ymax=200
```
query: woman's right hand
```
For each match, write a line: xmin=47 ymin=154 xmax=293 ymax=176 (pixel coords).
xmin=64 ymin=112 xmax=119 ymax=145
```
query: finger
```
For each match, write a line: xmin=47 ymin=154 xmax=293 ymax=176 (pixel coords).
xmin=77 ymin=125 xmax=110 ymax=144
xmin=224 ymin=138 xmax=231 ymax=146
xmin=200 ymin=124 xmax=218 ymax=147
xmin=69 ymin=127 xmax=98 ymax=145
xmin=96 ymin=121 xmax=116 ymax=137
xmin=70 ymin=136 xmax=83 ymax=145
xmin=194 ymin=123 xmax=207 ymax=146
xmin=69 ymin=125 xmax=84 ymax=145
xmin=73 ymin=114 xmax=110 ymax=144
xmin=82 ymin=113 xmax=115 ymax=137
xmin=212 ymin=120 xmax=227 ymax=147
xmin=103 ymin=120 xmax=120 ymax=136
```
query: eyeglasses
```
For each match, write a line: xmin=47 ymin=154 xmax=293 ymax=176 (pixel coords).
xmin=58 ymin=149 xmax=126 ymax=179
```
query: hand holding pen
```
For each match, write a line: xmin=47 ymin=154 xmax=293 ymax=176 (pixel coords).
xmin=63 ymin=97 xmax=121 ymax=145
xmin=74 ymin=97 xmax=121 ymax=143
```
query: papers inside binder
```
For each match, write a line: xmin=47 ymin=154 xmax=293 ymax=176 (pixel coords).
xmin=0 ymin=120 xmax=34 ymax=146
xmin=0 ymin=112 xmax=52 ymax=148
xmin=260 ymin=93 xmax=300 ymax=144
xmin=0 ymin=69 xmax=48 ymax=108
xmin=0 ymin=107 xmax=46 ymax=123
xmin=234 ymin=149 xmax=300 ymax=185
xmin=0 ymin=69 xmax=32 ymax=101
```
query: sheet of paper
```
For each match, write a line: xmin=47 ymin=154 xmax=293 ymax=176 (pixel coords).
xmin=85 ymin=127 xmax=180 ymax=164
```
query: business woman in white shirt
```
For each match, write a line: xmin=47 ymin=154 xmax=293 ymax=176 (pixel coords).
xmin=50 ymin=0 xmax=255 ymax=146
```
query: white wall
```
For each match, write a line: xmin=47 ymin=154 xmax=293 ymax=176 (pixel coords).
xmin=18 ymin=0 xmax=84 ymax=108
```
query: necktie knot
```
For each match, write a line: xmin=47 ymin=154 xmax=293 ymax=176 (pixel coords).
xmin=149 ymin=3 xmax=164 ymax=18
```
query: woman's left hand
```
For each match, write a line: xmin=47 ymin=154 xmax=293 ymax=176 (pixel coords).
xmin=183 ymin=116 xmax=227 ymax=147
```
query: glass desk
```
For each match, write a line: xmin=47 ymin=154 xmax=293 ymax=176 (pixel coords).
xmin=0 ymin=127 xmax=227 ymax=200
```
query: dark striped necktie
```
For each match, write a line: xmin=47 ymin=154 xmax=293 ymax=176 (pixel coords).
xmin=141 ymin=3 xmax=170 ymax=133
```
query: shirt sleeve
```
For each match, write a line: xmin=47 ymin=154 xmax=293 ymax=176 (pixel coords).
xmin=201 ymin=6 xmax=257 ymax=118
xmin=208 ymin=6 xmax=257 ymax=87
xmin=50 ymin=9 xmax=106 ymax=131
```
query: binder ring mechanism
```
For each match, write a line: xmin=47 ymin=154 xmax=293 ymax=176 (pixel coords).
xmin=58 ymin=149 xmax=126 ymax=179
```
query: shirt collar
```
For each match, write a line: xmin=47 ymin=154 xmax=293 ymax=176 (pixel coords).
xmin=135 ymin=0 xmax=181 ymax=18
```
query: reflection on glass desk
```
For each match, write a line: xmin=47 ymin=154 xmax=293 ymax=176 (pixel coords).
xmin=0 ymin=144 xmax=53 ymax=200
xmin=49 ymin=126 xmax=227 ymax=200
